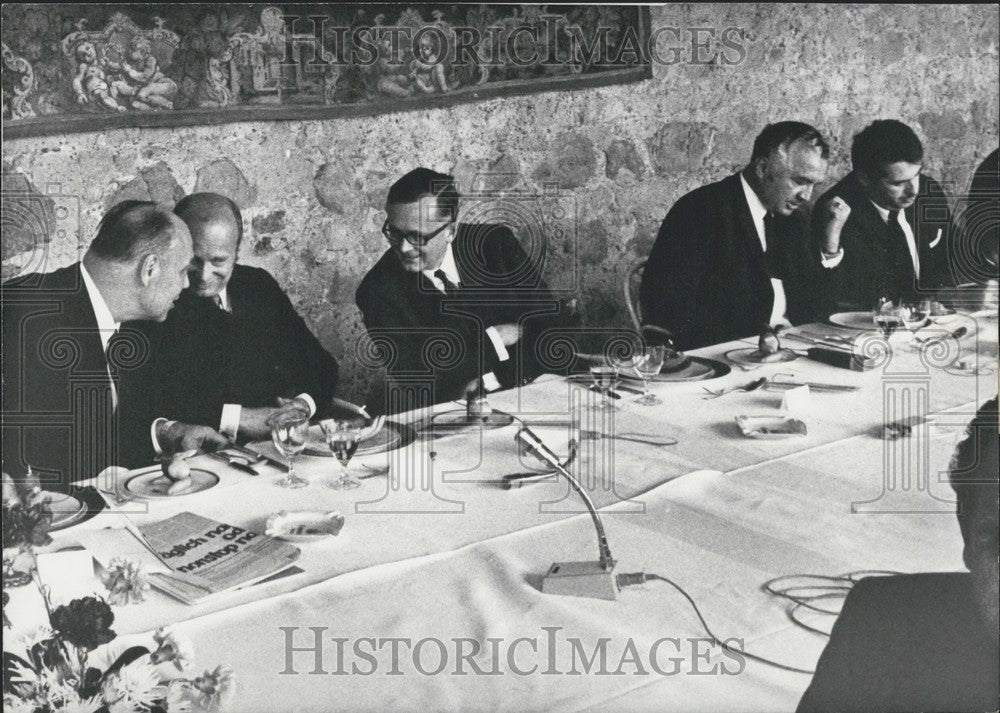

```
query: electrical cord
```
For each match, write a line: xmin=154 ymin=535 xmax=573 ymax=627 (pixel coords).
xmin=616 ymin=569 xmax=902 ymax=675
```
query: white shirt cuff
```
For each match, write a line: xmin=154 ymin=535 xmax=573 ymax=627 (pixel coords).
xmin=220 ymin=404 xmax=242 ymax=440
xmin=485 ymin=326 xmax=510 ymax=362
xmin=481 ymin=372 xmax=502 ymax=392
xmin=820 ymin=248 xmax=845 ymax=268
xmin=151 ymin=417 xmax=176 ymax=455
xmin=295 ymin=393 xmax=317 ymax=417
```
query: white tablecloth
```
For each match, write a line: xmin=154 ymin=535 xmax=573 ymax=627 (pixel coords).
xmin=17 ymin=318 xmax=999 ymax=712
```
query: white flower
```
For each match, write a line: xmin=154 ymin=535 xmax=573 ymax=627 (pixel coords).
xmin=151 ymin=625 xmax=195 ymax=671
xmin=8 ymin=624 xmax=55 ymax=663
xmin=101 ymin=659 xmax=164 ymax=713
xmin=165 ymin=680 xmax=194 ymax=713
xmin=187 ymin=666 xmax=236 ymax=712
xmin=100 ymin=557 xmax=150 ymax=605
xmin=2 ymin=694 xmax=38 ymax=713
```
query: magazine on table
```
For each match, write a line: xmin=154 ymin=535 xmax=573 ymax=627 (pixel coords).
xmin=137 ymin=512 xmax=301 ymax=605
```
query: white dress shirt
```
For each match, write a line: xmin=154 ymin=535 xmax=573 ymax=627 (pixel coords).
xmin=739 ymin=174 xmax=789 ymax=328
xmin=79 ymin=262 xmax=121 ymax=409
xmin=425 ymin=243 xmax=505 ymax=392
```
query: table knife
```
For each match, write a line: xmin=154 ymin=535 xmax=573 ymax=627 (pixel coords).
xmin=206 ymin=451 xmax=260 ymax=475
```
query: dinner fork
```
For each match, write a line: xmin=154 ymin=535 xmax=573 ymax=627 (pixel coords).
xmin=701 ymin=377 xmax=768 ymax=400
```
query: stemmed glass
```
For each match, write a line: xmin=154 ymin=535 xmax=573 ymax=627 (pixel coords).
xmin=631 ymin=345 xmax=667 ymax=406
xmin=588 ymin=365 xmax=620 ymax=411
xmin=268 ymin=411 xmax=310 ymax=489
xmin=872 ymin=298 xmax=903 ymax=339
xmin=899 ymin=299 xmax=931 ymax=350
xmin=320 ymin=419 xmax=364 ymax=491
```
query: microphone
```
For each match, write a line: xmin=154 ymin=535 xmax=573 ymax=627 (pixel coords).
xmin=515 ymin=426 xmax=618 ymax=601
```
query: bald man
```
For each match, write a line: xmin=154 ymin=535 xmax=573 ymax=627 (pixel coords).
xmin=146 ymin=193 xmax=339 ymax=441
xmin=2 ymin=200 xmax=227 ymax=488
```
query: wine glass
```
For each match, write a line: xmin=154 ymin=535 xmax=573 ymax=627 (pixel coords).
xmin=872 ymin=298 xmax=903 ymax=339
xmin=320 ymin=419 xmax=364 ymax=490
xmin=268 ymin=411 xmax=310 ymax=489
xmin=899 ymin=299 xmax=930 ymax=349
xmin=632 ymin=345 xmax=667 ymax=406
xmin=588 ymin=365 xmax=620 ymax=411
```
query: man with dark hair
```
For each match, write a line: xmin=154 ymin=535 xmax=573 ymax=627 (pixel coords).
xmin=145 ymin=192 xmax=340 ymax=441
xmin=1 ymin=200 xmax=227 ymax=489
xmin=813 ymin=119 xmax=956 ymax=312
xmin=356 ymin=167 xmax=566 ymax=407
xmin=797 ymin=397 xmax=999 ymax=712
xmin=640 ymin=122 xmax=829 ymax=349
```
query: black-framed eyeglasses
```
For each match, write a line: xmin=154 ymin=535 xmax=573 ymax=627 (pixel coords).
xmin=381 ymin=218 xmax=453 ymax=247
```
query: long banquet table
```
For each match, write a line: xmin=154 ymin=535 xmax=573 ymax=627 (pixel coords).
xmin=13 ymin=316 xmax=999 ymax=712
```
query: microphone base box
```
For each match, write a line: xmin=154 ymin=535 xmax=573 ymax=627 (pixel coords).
xmin=542 ymin=560 xmax=617 ymax=601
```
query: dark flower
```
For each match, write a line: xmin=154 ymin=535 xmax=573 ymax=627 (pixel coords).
xmin=50 ymin=596 xmax=116 ymax=651
xmin=2 ymin=499 xmax=53 ymax=549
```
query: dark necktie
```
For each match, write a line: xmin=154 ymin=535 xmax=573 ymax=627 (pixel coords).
xmin=105 ymin=329 xmax=128 ymax=412
xmin=434 ymin=269 xmax=458 ymax=294
xmin=885 ymin=211 xmax=916 ymax=300
xmin=762 ymin=213 xmax=781 ymax=278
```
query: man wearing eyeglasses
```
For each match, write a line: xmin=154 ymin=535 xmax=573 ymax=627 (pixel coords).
xmin=356 ymin=167 xmax=565 ymax=407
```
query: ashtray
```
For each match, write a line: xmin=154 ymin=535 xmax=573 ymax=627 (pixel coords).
xmin=735 ymin=415 xmax=807 ymax=439
xmin=265 ymin=510 xmax=345 ymax=541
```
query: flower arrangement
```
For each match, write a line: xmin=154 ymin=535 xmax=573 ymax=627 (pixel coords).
xmin=2 ymin=596 xmax=234 ymax=713
xmin=2 ymin=469 xmax=53 ymax=588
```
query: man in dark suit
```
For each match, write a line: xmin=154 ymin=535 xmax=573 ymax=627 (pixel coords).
xmin=797 ymin=397 xmax=999 ymax=712
xmin=813 ymin=120 xmax=956 ymax=313
xmin=640 ymin=122 xmax=829 ymax=350
xmin=356 ymin=168 xmax=565 ymax=408
xmin=2 ymin=201 xmax=228 ymax=490
xmin=147 ymin=193 xmax=340 ymax=441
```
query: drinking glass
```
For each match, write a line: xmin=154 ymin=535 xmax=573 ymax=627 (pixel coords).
xmin=589 ymin=365 xmax=620 ymax=412
xmin=899 ymin=299 xmax=930 ymax=349
xmin=268 ymin=411 xmax=310 ymax=489
xmin=632 ymin=345 xmax=667 ymax=405
xmin=872 ymin=298 xmax=903 ymax=339
xmin=320 ymin=419 xmax=364 ymax=490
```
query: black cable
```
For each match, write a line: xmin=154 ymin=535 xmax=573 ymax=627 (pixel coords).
xmin=617 ymin=571 xmax=818 ymax=675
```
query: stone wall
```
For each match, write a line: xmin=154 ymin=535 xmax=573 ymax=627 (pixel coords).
xmin=3 ymin=3 xmax=998 ymax=402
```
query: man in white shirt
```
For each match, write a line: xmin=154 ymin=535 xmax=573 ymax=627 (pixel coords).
xmin=356 ymin=168 xmax=565 ymax=408
xmin=143 ymin=193 xmax=339 ymax=441
xmin=640 ymin=122 xmax=829 ymax=349
xmin=2 ymin=200 xmax=228 ymax=489
xmin=813 ymin=119 xmax=956 ymax=312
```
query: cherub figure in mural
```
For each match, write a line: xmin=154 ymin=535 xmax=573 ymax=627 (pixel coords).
xmin=374 ymin=36 xmax=414 ymax=98
xmin=106 ymin=36 xmax=177 ymax=110
xmin=71 ymin=41 xmax=126 ymax=113
xmin=191 ymin=47 xmax=233 ymax=108
xmin=409 ymin=32 xmax=454 ymax=94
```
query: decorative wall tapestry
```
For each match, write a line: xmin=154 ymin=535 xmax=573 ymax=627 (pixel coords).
xmin=2 ymin=4 xmax=652 ymax=138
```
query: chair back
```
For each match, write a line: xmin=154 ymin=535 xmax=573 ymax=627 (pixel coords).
xmin=624 ymin=258 xmax=647 ymax=332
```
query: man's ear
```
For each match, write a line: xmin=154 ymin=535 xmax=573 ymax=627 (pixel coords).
xmin=138 ymin=253 xmax=160 ymax=286
xmin=752 ymin=156 xmax=768 ymax=181
xmin=856 ymin=171 xmax=872 ymax=191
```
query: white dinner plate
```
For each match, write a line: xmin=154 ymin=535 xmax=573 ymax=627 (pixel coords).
xmin=828 ymin=311 xmax=877 ymax=330
xmin=123 ymin=468 xmax=219 ymax=498
xmin=45 ymin=492 xmax=86 ymax=528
